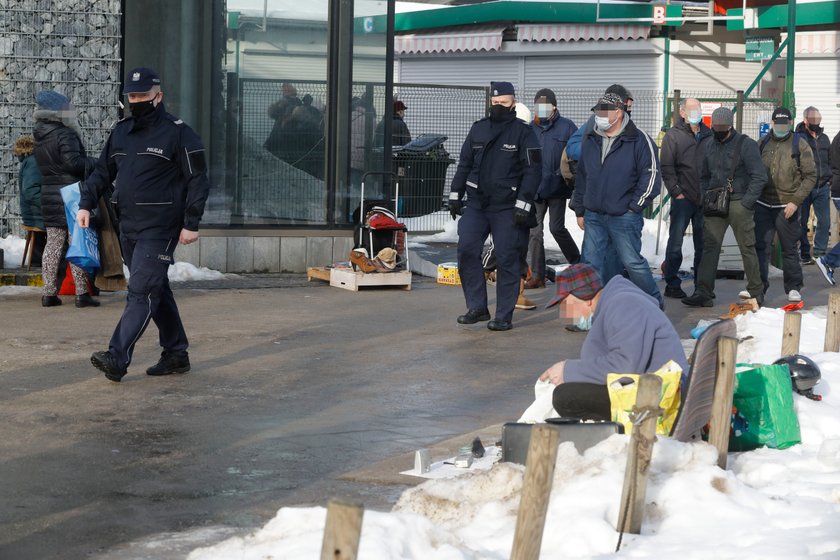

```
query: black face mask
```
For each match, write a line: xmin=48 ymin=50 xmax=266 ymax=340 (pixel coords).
xmin=489 ymin=104 xmax=515 ymax=122
xmin=807 ymin=123 xmax=823 ymax=134
xmin=713 ymin=128 xmax=730 ymax=142
xmin=129 ymin=99 xmax=156 ymax=119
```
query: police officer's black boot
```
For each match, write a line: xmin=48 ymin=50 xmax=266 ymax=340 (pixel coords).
xmin=487 ymin=319 xmax=513 ymax=331
xmin=146 ymin=351 xmax=191 ymax=376
xmin=457 ymin=308 xmax=491 ymax=324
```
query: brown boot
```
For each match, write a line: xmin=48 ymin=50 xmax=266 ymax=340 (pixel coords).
xmin=523 ymin=276 xmax=545 ymax=289
xmin=516 ymin=278 xmax=536 ymax=310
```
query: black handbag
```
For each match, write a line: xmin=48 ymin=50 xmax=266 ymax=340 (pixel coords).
xmin=703 ymin=135 xmax=744 ymax=218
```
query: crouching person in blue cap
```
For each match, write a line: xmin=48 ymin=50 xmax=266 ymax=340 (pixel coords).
xmin=77 ymin=67 xmax=210 ymax=382
xmin=448 ymin=81 xmax=542 ymax=331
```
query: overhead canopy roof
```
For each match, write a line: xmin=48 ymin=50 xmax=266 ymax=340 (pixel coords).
xmin=395 ymin=25 xmax=506 ymax=54
xmin=516 ymin=23 xmax=650 ymax=43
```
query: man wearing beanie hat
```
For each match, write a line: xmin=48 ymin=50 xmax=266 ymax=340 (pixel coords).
xmin=752 ymin=107 xmax=816 ymax=303
xmin=571 ymin=91 xmax=663 ymax=307
xmin=682 ymin=107 xmax=767 ymax=307
xmin=538 ymin=264 xmax=687 ymax=420
xmin=77 ymin=67 xmax=211 ymax=382
xmin=524 ymin=88 xmax=580 ymax=290
xmin=448 ymin=80 xmax=542 ymax=331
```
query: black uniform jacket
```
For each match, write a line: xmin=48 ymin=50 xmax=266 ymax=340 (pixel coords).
xmin=81 ymin=102 xmax=210 ymax=240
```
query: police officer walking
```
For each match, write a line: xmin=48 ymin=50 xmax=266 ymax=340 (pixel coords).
xmin=448 ymin=81 xmax=541 ymax=331
xmin=77 ymin=67 xmax=210 ymax=382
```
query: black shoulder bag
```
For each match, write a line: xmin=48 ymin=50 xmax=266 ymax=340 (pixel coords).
xmin=703 ymin=135 xmax=745 ymax=218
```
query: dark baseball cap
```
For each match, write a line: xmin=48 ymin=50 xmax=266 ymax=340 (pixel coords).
xmin=772 ymin=106 xmax=792 ymax=123
xmin=546 ymin=264 xmax=604 ymax=309
xmin=490 ymin=81 xmax=515 ymax=97
xmin=124 ymin=67 xmax=161 ymax=94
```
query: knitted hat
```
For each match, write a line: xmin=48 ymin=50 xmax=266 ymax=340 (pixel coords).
xmin=711 ymin=107 xmax=734 ymax=126
xmin=534 ymin=88 xmax=557 ymax=107
xmin=35 ymin=90 xmax=70 ymax=111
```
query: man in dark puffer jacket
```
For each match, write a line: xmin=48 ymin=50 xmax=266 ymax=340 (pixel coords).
xmin=32 ymin=90 xmax=98 ymax=308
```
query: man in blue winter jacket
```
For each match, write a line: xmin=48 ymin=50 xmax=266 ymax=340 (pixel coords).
xmin=539 ymin=264 xmax=688 ymax=420
xmin=448 ymin=81 xmax=542 ymax=331
xmin=571 ymin=92 xmax=663 ymax=307
xmin=524 ymin=88 xmax=579 ymax=289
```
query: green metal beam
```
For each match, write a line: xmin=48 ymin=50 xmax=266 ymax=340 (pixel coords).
xmin=359 ymin=2 xmax=683 ymax=33
xmin=727 ymin=1 xmax=840 ymax=30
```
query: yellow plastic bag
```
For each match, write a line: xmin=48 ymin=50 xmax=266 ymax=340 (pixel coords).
xmin=607 ymin=360 xmax=682 ymax=436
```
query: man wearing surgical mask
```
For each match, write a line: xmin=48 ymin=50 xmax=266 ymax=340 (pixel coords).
xmin=571 ymin=92 xmax=664 ymax=308
xmin=754 ymin=106 xmax=816 ymax=303
xmin=537 ymin=263 xmax=687 ymax=421
xmin=525 ymin=88 xmax=580 ymax=291
xmin=660 ymin=98 xmax=712 ymax=299
xmin=794 ymin=107 xmax=832 ymax=265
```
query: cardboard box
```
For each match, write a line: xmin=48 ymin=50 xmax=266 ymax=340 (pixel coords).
xmin=437 ymin=262 xmax=461 ymax=285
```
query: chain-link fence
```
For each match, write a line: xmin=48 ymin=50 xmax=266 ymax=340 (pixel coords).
xmin=231 ymin=79 xmax=487 ymax=228
xmin=0 ymin=0 xmax=122 ymax=240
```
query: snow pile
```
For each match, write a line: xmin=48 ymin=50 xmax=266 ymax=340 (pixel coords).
xmin=186 ymin=308 xmax=840 ymax=559
xmin=0 ymin=234 xmax=26 ymax=267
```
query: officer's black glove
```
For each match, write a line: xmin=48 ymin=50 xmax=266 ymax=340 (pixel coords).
xmin=448 ymin=199 xmax=464 ymax=220
xmin=512 ymin=202 xmax=533 ymax=227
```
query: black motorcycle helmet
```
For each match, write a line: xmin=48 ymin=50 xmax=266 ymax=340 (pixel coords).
xmin=774 ymin=354 xmax=822 ymax=400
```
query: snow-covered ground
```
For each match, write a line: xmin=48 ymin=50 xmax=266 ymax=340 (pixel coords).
xmin=178 ymin=307 xmax=840 ymax=559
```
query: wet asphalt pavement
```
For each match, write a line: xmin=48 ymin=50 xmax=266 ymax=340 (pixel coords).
xmin=0 ymin=247 xmax=835 ymax=559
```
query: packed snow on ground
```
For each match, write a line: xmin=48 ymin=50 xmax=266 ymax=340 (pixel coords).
xmin=181 ymin=307 xmax=840 ymax=559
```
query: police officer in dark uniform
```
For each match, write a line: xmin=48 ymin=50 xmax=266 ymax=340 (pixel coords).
xmin=77 ymin=67 xmax=210 ymax=382
xmin=448 ymin=81 xmax=541 ymax=331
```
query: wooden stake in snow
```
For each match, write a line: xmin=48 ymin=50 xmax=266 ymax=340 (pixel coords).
xmin=708 ymin=337 xmax=738 ymax=470
xmin=782 ymin=311 xmax=802 ymax=357
xmin=510 ymin=424 xmax=560 ymax=560
xmin=320 ymin=500 xmax=364 ymax=560
xmin=824 ymin=292 xmax=840 ymax=353
xmin=616 ymin=374 xmax=662 ymax=537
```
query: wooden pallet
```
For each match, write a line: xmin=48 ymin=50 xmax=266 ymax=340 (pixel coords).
xmin=329 ymin=268 xmax=412 ymax=292
xmin=307 ymin=266 xmax=332 ymax=283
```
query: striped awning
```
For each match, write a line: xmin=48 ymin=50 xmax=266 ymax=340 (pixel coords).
xmin=788 ymin=31 xmax=840 ymax=55
xmin=395 ymin=25 xmax=507 ymax=55
xmin=517 ymin=23 xmax=650 ymax=43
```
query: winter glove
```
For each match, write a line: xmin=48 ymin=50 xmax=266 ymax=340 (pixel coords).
xmin=512 ymin=201 xmax=534 ymax=227
xmin=448 ymin=199 xmax=464 ymax=220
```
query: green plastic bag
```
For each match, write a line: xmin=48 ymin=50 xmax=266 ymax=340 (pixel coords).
xmin=729 ymin=363 xmax=801 ymax=451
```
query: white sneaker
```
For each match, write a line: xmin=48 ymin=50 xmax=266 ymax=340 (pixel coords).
xmin=787 ymin=289 xmax=802 ymax=303
xmin=738 ymin=290 xmax=751 ymax=300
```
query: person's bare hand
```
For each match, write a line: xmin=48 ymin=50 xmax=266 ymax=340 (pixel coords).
xmin=77 ymin=209 xmax=90 ymax=228
xmin=576 ymin=216 xmax=584 ymax=230
xmin=675 ymin=194 xmax=685 ymax=200
xmin=783 ymin=202 xmax=798 ymax=220
xmin=539 ymin=361 xmax=566 ymax=385
xmin=179 ymin=229 xmax=199 ymax=245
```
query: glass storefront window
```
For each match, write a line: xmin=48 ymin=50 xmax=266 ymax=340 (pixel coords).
xmin=210 ymin=0 xmax=391 ymax=228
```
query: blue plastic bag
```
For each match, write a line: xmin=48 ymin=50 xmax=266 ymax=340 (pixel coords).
xmin=60 ymin=182 xmax=100 ymax=274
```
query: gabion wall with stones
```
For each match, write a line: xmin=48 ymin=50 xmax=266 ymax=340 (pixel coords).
xmin=0 ymin=0 xmax=122 ymax=238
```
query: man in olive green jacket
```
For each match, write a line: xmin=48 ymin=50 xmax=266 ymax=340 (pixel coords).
xmin=755 ymin=107 xmax=817 ymax=302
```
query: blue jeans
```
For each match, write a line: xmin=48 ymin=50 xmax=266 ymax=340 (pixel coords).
xmin=582 ymin=210 xmax=662 ymax=304
xmin=664 ymin=197 xmax=703 ymax=288
xmin=800 ymin=183 xmax=831 ymax=258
